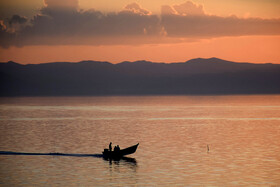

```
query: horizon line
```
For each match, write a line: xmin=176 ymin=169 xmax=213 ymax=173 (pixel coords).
xmin=1 ymin=57 xmax=278 ymax=65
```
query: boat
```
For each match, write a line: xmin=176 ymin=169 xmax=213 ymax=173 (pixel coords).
xmin=103 ymin=143 xmax=139 ymax=159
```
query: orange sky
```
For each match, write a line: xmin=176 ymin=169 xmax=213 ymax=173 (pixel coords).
xmin=1 ymin=36 xmax=280 ymax=64
xmin=1 ymin=0 xmax=280 ymax=18
xmin=0 ymin=0 xmax=280 ymax=64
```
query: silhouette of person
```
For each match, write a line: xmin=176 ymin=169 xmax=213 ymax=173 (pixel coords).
xmin=109 ymin=142 xmax=112 ymax=152
xmin=114 ymin=145 xmax=121 ymax=152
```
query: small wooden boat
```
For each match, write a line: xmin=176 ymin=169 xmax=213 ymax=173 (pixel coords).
xmin=103 ymin=143 xmax=139 ymax=159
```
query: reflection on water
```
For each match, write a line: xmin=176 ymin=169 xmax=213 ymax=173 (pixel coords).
xmin=104 ymin=156 xmax=137 ymax=164
xmin=0 ymin=95 xmax=280 ymax=186
xmin=105 ymin=156 xmax=138 ymax=172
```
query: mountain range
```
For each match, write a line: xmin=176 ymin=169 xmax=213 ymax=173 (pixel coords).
xmin=1 ymin=58 xmax=280 ymax=96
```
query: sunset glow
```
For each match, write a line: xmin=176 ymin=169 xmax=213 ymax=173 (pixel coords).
xmin=0 ymin=0 xmax=279 ymax=64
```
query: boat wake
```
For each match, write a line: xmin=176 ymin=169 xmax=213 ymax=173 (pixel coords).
xmin=0 ymin=150 xmax=137 ymax=164
xmin=0 ymin=151 xmax=103 ymax=158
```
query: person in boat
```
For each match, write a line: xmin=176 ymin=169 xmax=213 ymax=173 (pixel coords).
xmin=114 ymin=145 xmax=120 ymax=152
xmin=109 ymin=142 xmax=112 ymax=152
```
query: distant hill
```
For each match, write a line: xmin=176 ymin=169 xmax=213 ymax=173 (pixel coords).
xmin=0 ymin=58 xmax=280 ymax=96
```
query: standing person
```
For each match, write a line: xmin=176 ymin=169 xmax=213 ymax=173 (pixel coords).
xmin=109 ymin=142 xmax=112 ymax=152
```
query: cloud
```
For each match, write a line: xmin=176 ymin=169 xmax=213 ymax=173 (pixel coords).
xmin=0 ymin=20 xmax=15 ymax=48
xmin=161 ymin=1 xmax=205 ymax=16
xmin=161 ymin=5 xmax=177 ymax=15
xmin=8 ymin=15 xmax=28 ymax=25
xmin=31 ymin=5 xmax=160 ymax=37
xmin=6 ymin=15 xmax=28 ymax=33
xmin=44 ymin=0 xmax=78 ymax=10
xmin=0 ymin=20 xmax=6 ymax=31
xmin=173 ymin=1 xmax=205 ymax=16
xmin=123 ymin=3 xmax=151 ymax=15
xmin=1 ymin=2 xmax=163 ymax=47
xmin=161 ymin=14 xmax=280 ymax=38
xmin=0 ymin=1 xmax=280 ymax=47
xmin=161 ymin=1 xmax=280 ymax=37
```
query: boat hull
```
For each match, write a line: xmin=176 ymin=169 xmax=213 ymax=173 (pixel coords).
xmin=103 ymin=143 xmax=139 ymax=159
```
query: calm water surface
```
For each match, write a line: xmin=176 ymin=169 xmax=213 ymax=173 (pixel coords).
xmin=0 ymin=95 xmax=280 ymax=186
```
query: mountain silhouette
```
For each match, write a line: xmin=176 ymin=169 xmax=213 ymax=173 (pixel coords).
xmin=0 ymin=58 xmax=279 ymax=96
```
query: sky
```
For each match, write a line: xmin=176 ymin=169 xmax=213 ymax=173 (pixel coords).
xmin=0 ymin=0 xmax=280 ymax=64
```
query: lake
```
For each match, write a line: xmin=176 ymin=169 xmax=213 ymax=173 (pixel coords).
xmin=0 ymin=95 xmax=280 ymax=186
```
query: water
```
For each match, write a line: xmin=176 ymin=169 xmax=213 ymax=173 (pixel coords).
xmin=0 ymin=95 xmax=280 ymax=186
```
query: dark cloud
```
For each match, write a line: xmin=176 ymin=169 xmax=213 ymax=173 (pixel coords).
xmin=0 ymin=20 xmax=15 ymax=48
xmin=6 ymin=15 xmax=28 ymax=34
xmin=161 ymin=1 xmax=280 ymax=37
xmin=8 ymin=15 xmax=28 ymax=25
xmin=161 ymin=14 xmax=280 ymax=37
xmin=0 ymin=21 xmax=6 ymax=31
xmin=2 ymin=3 xmax=163 ymax=47
xmin=0 ymin=1 xmax=280 ymax=47
xmin=29 ymin=6 xmax=161 ymax=37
